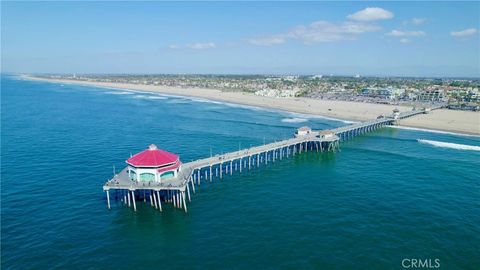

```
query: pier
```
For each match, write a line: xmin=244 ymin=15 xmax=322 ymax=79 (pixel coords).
xmin=103 ymin=107 xmax=440 ymax=213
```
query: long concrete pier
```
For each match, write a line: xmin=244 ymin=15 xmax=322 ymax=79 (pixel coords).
xmin=103 ymin=106 xmax=440 ymax=213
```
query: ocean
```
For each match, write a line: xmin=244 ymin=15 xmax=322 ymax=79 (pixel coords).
xmin=1 ymin=75 xmax=479 ymax=269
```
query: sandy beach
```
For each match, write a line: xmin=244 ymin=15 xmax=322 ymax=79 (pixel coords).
xmin=25 ymin=76 xmax=480 ymax=135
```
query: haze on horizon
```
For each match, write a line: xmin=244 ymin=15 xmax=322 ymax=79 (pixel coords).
xmin=1 ymin=1 xmax=479 ymax=77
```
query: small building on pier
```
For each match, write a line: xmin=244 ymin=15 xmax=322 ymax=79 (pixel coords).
xmin=126 ymin=144 xmax=182 ymax=183
xmin=318 ymin=130 xmax=337 ymax=140
xmin=393 ymin=108 xmax=401 ymax=119
xmin=295 ymin=126 xmax=312 ymax=137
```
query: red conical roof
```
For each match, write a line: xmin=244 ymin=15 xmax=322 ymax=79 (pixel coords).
xmin=126 ymin=144 xmax=179 ymax=167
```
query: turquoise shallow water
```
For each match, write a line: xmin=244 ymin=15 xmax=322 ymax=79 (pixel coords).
xmin=1 ymin=75 xmax=479 ymax=269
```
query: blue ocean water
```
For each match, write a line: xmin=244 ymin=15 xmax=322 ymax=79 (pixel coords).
xmin=1 ymin=75 xmax=479 ymax=269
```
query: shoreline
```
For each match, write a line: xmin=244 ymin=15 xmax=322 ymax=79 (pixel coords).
xmin=23 ymin=75 xmax=480 ymax=136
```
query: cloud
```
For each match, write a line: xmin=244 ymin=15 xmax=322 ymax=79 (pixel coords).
xmin=347 ymin=7 xmax=394 ymax=21
xmin=249 ymin=20 xmax=382 ymax=46
xmin=288 ymin=21 xmax=382 ymax=43
xmin=386 ymin=29 xmax=426 ymax=37
xmin=168 ymin=42 xmax=217 ymax=50
xmin=400 ymin=38 xmax=410 ymax=44
xmin=403 ymin=18 xmax=426 ymax=26
xmin=186 ymin=42 xmax=216 ymax=49
xmin=450 ymin=28 xmax=478 ymax=38
xmin=411 ymin=18 xmax=426 ymax=25
xmin=248 ymin=36 xmax=286 ymax=46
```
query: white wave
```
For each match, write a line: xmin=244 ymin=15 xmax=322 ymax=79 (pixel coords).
xmin=281 ymin=118 xmax=308 ymax=123
xmin=222 ymin=102 xmax=268 ymax=111
xmin=145 ymin=96 xmax=168 ymax=100
xmin=418 ymin=139 xmax=480 ymax=151
xmin=132 ymin=95 xmax=149 ymax=99
xmin=166 ymin=99 xmax=189 ymax=104
xmin=390 ymin=125 xmax=480 ymax=138
xmin=283 ymin=111 xmax=357 ymax=124
xmin=105 ymin=91 xmax=134 ymax=95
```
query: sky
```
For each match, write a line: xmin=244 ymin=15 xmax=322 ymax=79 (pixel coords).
xmin=1 ymin=1 xmax=479 ymax=77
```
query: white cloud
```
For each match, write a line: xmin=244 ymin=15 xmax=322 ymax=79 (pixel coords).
xmin=288 ymin=21 xmax=381 ymax=43
xmin=411 ymin=18 xmax=426 ymax=25
xmin=451 ymin=28 xmax=478 ymax=38
xmin=400 ymin=38 xmax=410 ymax=44
xmin=403 ymin=18 xmax=426 ymax=26
xmin=347 ymin=7 xmax=394 ymax=22
xmin=249 ymin=20 xmax=382 ymax=46
xmin=168 ymin=42 xmax=217 ymax=50
xmin=248 ymin=36 xmax=286 ymax=46
xmin=186 ymin=42 xmax=216 ymax=49
xmin=386 ymin=29 xmax=426 ymax=37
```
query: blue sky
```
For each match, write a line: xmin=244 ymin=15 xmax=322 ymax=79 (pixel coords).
xmin=1 ymin=1 xmax=479 ymax=77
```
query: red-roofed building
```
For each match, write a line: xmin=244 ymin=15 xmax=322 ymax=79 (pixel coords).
xmin=126 ymin=144 xmax=182 ymax=182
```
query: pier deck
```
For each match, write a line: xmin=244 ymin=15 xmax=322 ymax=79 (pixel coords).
xmin=103 ymin=106 xmax=441 ymax=212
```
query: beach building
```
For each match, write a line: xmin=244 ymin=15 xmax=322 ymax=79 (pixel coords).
xmin=126 ymin=144 xmax=182 ymax=183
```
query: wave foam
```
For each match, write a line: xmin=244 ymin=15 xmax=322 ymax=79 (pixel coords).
xmin=284 ymin=111 xmax=357 ymax=124
xmin=418 ymin=139 xmax=480 ymax=151
xmin=281 ymin=118 xmax=308 ymax=123
xmin=145 ymin=96 xmax=168 ymax=100
xmin=105 ymin=91 xmax=134 ymax=95
xmin=390 ymin=126 xmax=480 ymax=138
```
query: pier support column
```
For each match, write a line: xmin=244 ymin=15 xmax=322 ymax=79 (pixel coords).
xmin=182 ymin=191 xmax=187 ymax=213
xmin=220 ymin=163 xmax=223 ymax=179
xmin=153 ymin=191 xmax=158 ymax=209
xmin=230 ymin=161 xmax=233 ymax=175
xmin=106 ymin=190 xmax=111 ymax=209
xmin=173 ymin=192 xmax=177 ymax=208
xmin=156 ymin=191 xmax=162 ymax=212
xmin=240 ymin=159 xmax=242 ymax=173
xmin=127 ymin=191 xmax=131 ymax=207
xmin=210 ymin=166 xmax=212 ymax=182
xmin=190 ymin=177 xmax=195 ymax=193
xmin=257 ymin=154 xmax=260 ymax=167
xmin=186 ymin=183 xmax=191 ymax=202
xmin=131 ymin=190 xmax=137 ymax=212
xmin=177 ymin=191 xmax=181 ymax=208
xmin=197 ymin=170 xmax=201 ymax=185
xmin=150 ymin=192 xmax=154 ymax=207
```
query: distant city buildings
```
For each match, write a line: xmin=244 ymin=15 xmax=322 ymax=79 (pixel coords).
xmin=44 ymin=74 xmax=480 ymax=111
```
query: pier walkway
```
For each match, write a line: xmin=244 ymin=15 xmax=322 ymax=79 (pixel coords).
xmin=103 ymin=106 xmax=441 ymax=213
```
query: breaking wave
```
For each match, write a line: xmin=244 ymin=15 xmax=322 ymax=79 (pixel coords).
xmin=281 ymin=118 xmax=308 ymax=123
xmin=391 ymin=125 xmax=480 ymax=138
xmin=105 ymin=91 xmax=134 ymax=95
xmin=417 ymin=139 xmax=480 ymax=151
